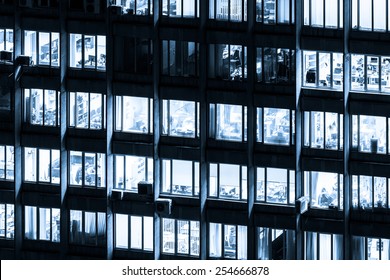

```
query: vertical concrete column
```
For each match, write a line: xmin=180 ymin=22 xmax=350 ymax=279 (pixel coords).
xmin=343 ymin=0 xmax=352 ymax=260
xmin=294 ymin=0 xmax=304 ymax=260
xmin=153 ymin=0 xmax=161 ymax=260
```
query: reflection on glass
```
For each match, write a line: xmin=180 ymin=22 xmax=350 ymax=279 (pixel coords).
xmin=209 ymin=44 xmax=247 ymax=81
xmin=216 ymin=104 xmax=243 ymax=141
xmin=263 ymin=108 xmax=290 ymax=145
xmin=305 ymin=171 xmax=341 ymax=209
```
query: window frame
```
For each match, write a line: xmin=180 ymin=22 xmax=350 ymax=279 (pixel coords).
xmin=162 ymin=0 xmax=199 ymax=18
xmin=0 ymin=203 xmax=14 ymax=240
xmin=161 ymin=159 xmax=199 ymax=196
xmin=209 ymin=0 xmax=247 ymax=22
xmin=68 ymin=151 xmax=106 ymax=188
xmin=208 ymin=163 xmax=247 ymax=201
xmin=24 ymin=205 xmax=60 ymax=242
xmin=304 ymin=0 xmax=343 ymax=29
xmin=0 ymin=145 xmax=14 ymax=181
xmin=69 ymin=210 xmax=106 ymax=246
xmin=23 ymin=147 xmax=60 ymax=184
xmin=256 ymin=0 xmax=294 ymax=25
xmin=23 ymin=30 xmax=60 ymax=67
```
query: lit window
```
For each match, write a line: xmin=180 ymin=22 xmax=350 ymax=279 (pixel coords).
xmin=114 ymin=155 xmax=153 ymax=191
xmin=352 ymin=0 xmax=387 ymax=32
xmin=303 ymin=51 xmax=343 ymax=89
xmin=352 ymin=115 xmax=387 ymax=154
xmin=257 ymin=227 xmax=295 ymax=259
xmin=304 ymin=171 xmax=343 ymax=210
xmin=303 ymin=111 xmax=343 ymax=150
xmin=162 ymin=0 xmax=199 ymax=18
xmin=23 ymin=89 xmax=60 ymax=127
xmin=209 ymin=163 xmax=247 ymax=200
xmin=0 ymin=145 xmax=14 ymax=181
xmin=161 ymin=159 xmax=199 ymax=196
xmin=256 ymin=0 xmax=293 ymax=24
xmin=162 ymin=100 xmax=199 ymax=138
xmin=305 ymin=232 xmax=343 ymax=260
xmin=111 ymin=0 xmax=153 ymax=15
xmin=0 ymin=204 xmax=14 ymax=240
xmin=351 ymin=175 xmax=389 ymax=210
xmin=352 ymin=236 xmax=390 ymax=260
xmin=24 ymin=206 xmax=60 ymax=242
xmin=70 ymin=210 xmax=106 ymax=246
xmin=209 ymin=0 xmax=247 ymax=22
xmin=24 ymin=147 xmax=60 ymax=184
xmin=69 ymin=151 xmax=106 ymax=188
xmin=210 ymin=103 xmax=247 ymax=142
xmin=257 ymin=108 xmax=294 ymax=146
xmin=162 ymin=40 xmax=199 ymax=77
xmin=256 ymin=167 xmax=295 ymax=204
xmin=209 ymin=44 xmax=247 ymax=81
xmin=162 ymin=218 xmax=200 ymax=256
xmin=0 ymin=28 xmax=13 ymax=53
xmin=351 ymin=54 xmax=390 ymax=93
xmin=304 ymin=0 xmax=343 ymax=28
xmin=256 ymin=48 xmax=295 ymax=83
xmin=23 ymin=31 xmax=60 ymax=67
xmin=69 ymin=34 xmax=106 ymax=70
xmin=115 ymin=214 xmax=153 ymax=251
xmin=115 ymin=96 xmax=153 ymax=134
xmin=69 ymin=92 xmax=106 ymax=130
xmin=209 ymin=223 xmax=247 ymax=259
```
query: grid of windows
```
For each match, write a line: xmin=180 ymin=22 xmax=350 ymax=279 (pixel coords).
xmin=2 ymin=2 xmax=390 ymax=260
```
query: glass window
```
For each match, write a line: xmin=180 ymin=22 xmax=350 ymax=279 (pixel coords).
xmin=208 ymin=44 xmax=247 ymax=81
xmin=209 ymin=0 xmax=246 ymax=22
xmin=115 ymin=96 xmax=152 ymax=134
xmin=23 ymin=89 xmax=60 ymax=127
xmin=304 ymin=111 xmax=343 ymax=150
xmin=162 ymin=0 xmax=199 ymax=18
xmin=69 ymin=92 xmax=106 ymax=130
xmin=70 ymin=210 xmax=106 ymax=246
xmin=305 ymin=232 xmax=343 ymax=260
xmin=0 ymin=28 xmax=13 ymax=53
xmin=162 ymin=100 xmax=198 ymax=138
xmin=0 ymin=204 xmax=14 ymax=240
xmin=114 ymin=214 xmax=153 ymax=251
xmin=162 ymin=159 xmax=199 ymax=196
xmin=259 ymin=108 xmax=291 ymax=145
xmin=0 ymin=145 xmax=14 ymax=181
xmin=304 ymin=171 xmax=343 ymax=209
xmin=256 ymin=167 xmax=295 ymax=204
xmin=209 ymin=223 xmax=247 ymax=259
xmin=352 ymin=175 xmax=389 ymax=210
xmin=24 ymin=206 xmax=60 ymax=242
xmin=257 ymin=227 xmax=295 ymax=259
xmin=352 ymin=237 xmax=390 ymax=260
xmin=69 ymin=151 xmax=105 ymax=188
xmin=209 ymin=163 xmax=247 ymax=200
xmin=24 ymin=147 xmax=60 ymax=184
xmin=23 ymin=31 xmax=60 ymax=67
xmin=303 ymin=51 xmax=343 ymax=89
xmin=69 ymin=34 xmax=106 ymax=71
xmin=116 ymin=37 xmax=153 ymax=74
xmin=304 ymin=0 xmax=343 ymax=28
xmin=111 ymin=0 xmax=153 ymax=15
xmin=352 ymin=115 xmax=387 ymax=154
xmin=114 ymin=155 xmax=153 ymax=191
xmin=209 ymin=103 xmax=246 ymax=142
xmin=162 ymin=40 xmax=199 ymax=77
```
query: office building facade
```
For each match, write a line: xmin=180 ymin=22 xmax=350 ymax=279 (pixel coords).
xmin=1 ymin=0 xmax=390 ymax=260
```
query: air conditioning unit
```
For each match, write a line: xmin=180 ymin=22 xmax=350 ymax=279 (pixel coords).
xmin=19 ymin=0 xmax=33 ymax=7
xmin=84 ymin=0 xmax=100 ymax=14
xmin=111 ymin=189 xmax=124 ymax=200
xmin=156 ymin=198 xmax=172 ymax=216
xmin=38 ymin=0 xmax=50 ymax=7
xmin=109 ymin=5 xmax=123 ymax=16
xmin=295 ymin=196 xmax=310 ymax=214
xmin=17 ymin=55 xmax=32 ymax=66
xmin=138 ymin=181 xmax=153 ymax=196
xmin=0 ymin=51 xmax=13 ymax=62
